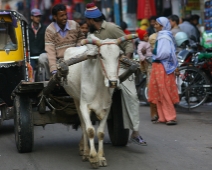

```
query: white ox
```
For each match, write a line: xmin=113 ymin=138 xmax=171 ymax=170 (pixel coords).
xmin=63 ymin=34 xmax=136 ymax=168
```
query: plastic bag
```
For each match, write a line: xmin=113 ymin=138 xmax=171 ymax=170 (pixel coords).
xmin=201 ymin=31 xmax=212 ymax=49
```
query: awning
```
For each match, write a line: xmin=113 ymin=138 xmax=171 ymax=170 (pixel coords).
xmin=137 ymin=0 xmax=156 ymax=20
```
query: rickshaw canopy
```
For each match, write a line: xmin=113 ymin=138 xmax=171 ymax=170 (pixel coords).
xmin=0 ymin=10 xmax=29 ymax=67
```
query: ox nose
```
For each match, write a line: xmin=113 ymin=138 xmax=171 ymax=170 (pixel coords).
xmin=109 ymin=80 xmax=118 ymax=88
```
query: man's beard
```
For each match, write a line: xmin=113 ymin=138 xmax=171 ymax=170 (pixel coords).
xmin=89 ymin=24 xmax=97 ymax=33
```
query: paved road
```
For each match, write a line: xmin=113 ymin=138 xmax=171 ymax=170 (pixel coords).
xmin=0 ymin=106 xmax=212 ymax=170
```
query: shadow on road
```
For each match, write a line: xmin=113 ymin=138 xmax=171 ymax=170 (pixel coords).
xmin=0 ymin=120 xmax=14 ymax=136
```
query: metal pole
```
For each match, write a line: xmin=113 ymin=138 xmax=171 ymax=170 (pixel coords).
xmin=114 ymin=0 xmax=120 ymax=26
xmin=0 ymin=0 xmax=2 ymax=10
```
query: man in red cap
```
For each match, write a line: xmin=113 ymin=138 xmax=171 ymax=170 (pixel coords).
xmin=84 ymin=3 xmax=147 ymax=146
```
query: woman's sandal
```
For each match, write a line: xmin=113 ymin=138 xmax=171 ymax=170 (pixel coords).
xmin=166 ymin=120 xmax=177 ymax=125
xmin=151 ymin=116 xmax=159 ymax=123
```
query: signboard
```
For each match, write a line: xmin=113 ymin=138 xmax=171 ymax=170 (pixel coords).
xmin=185 ymin=0 xmax=200 ymax=11
xmin=204 ymin=0 xmax=212 ymax=33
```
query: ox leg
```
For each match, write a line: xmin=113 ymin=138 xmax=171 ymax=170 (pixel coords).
xmin=80 ymin=104 xmax=99 ymax=169
xmin=97 ymin=109 xmax=110 ymax=167
xmin=74 ymin=100 xmax=90 ymax=161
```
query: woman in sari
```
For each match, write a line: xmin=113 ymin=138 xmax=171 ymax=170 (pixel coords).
xmin=148 ymin=17 xmax=179 ymax=125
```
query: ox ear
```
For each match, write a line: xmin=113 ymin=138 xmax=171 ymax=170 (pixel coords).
xmin=81 ymin=39 xmax=101 ymax=46
xmin=116 ymin=34 xmax=138 ymax=45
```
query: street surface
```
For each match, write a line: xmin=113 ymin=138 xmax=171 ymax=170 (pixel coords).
xmin=0 ymin=105 xmax=212 ymax=170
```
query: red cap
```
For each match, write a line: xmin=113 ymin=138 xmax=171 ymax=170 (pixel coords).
xmin=136 ymin=29 xmax=148 ymax=40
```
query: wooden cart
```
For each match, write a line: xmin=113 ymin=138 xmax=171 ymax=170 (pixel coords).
xmin=12 ymin=80 xmax=129 ymax=153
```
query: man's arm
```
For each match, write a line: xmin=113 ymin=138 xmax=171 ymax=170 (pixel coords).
xmin=45 ymin=28 xmax=57 ymax=73
xmin=110 ymin=25 xmax=134 ymax=59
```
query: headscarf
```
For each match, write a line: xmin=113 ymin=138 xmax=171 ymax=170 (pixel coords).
xmin=140 ymin=19 xmax=150 ymax=30
xmin=156 ymin=17 xmax=175 ymax=43
xmin=154 ymin=17 xmax=178 ymax=74
xmin=156 ymin=17 xmax=171 ymax=31
xmin=136 ymin=29 xmax=148 ymax=40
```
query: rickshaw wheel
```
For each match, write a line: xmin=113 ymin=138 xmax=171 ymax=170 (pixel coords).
xmin=107 ymin=90 xmax=129 ymax=146
xmin=14 ymin=95 xmax=34 ymax=153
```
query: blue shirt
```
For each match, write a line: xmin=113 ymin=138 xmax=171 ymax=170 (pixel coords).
xmin=54 ymin=22 xmax=71 ymax=38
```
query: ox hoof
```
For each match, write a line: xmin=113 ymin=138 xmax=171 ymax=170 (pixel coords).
xmin=79 ymin=149 xmax=83 ymax=156
xmin=90 ymin=162 xmax=99 ymax=169
xmin=99 ymin=157 xmax=107 ymax=167
xmin=82 ymin=154 xmax=89 ymax=162
xmin=89 ymin=157 xmax=99 ymax=169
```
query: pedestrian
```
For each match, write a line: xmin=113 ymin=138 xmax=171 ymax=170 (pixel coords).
xmin=38 ymin=3 xmax=84 ymax=80
xmin=16 ymin=1 xmax=24 ymax=14
xmin=147 ymin=16 xmax=157 ymax=36
xmin=4 ymin=2 xmax=11 ymax=10
xmin=85 ymin=2 xmax=147 ymax=145
xmin=79 ymin=19 xmax=89 ymax=37
xmin=148 ymin=17 xmax=179 ymax=125
xmin=120 ymin=21 xmax=131 ymax=35
xmin=140 ymin=19 xmax=149 ymax=30
xmin=190 ymin=14 xmax=201 ymax=42
xmin=168 ymin=15 xmax=182 ymax=36
xmin=29 ymin=9 xmax=47 ymax=70
xmin=73 ymin=11 xmax=83 ymax=24
xmin=179 ymin=15 xmax=198 ymax=44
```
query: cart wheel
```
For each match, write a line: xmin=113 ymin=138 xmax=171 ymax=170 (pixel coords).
xmin=107 ymin=90 xmax=129 ymax=146
xmin=14 ymin=95 xmax=34 ymax=153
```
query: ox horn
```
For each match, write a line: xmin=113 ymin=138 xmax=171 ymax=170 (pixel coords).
xmin=116 ymin=34 xmax=138 ymax=45
xmin=81 ymin=39 xmax=101 ymax=46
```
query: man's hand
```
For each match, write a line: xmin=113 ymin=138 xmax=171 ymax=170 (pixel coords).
xmin=174 ymin=68 xmax=180 ymax=76
xmin=126 ymin=53 xmax=133 ymax=59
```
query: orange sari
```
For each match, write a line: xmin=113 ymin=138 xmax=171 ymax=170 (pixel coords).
xmin=148 ymin=63 xmax=179 ymax=122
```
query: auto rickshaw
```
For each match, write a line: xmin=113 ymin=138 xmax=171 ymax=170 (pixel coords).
xmin=0 ymin=10 xmax=32 ymax=124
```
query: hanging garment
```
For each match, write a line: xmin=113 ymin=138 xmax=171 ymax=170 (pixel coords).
xmin=137 ymin=0 xmax=156 ymax=20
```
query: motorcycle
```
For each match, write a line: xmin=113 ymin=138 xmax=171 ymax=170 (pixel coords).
xmin=176 ymin=33 xmax=212 ymax=109
xmin=133 ymin=52 xmax=150 ymax=104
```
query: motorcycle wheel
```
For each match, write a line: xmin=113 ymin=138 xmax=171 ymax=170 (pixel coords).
xmin=177 ymin=66 xmax=210 ymax=109
xmin=141 ymin=81 xmax=149 ymax=104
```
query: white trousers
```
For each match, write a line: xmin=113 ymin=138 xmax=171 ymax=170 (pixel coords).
xmin=119 ymin=68 xmax=140 ymax=131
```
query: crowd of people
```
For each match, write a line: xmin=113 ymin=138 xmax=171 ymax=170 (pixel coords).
xmin=27 ymin=2 xmax=202 ymax=146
